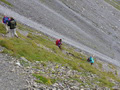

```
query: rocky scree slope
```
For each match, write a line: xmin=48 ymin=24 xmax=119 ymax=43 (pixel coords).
xmin=0 ymin=0 xmax=120 ymax=89
xmin=0 ymin=18 xmax=120 ymax=89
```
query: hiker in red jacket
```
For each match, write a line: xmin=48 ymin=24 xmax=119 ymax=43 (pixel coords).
xmin=56 ymin=39 xmax=62 ymax=49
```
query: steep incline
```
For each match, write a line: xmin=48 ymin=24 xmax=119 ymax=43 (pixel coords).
xmin=0 ymin=0 xmax=120 ymax=66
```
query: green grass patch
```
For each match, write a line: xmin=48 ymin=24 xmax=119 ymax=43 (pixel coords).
xmin=0 ymin=33 xmax=69 ymax=64
xmin=96 ymin=77 xmax=114 ymax=88
xmin=33 ymin=73 xmax=56 ymax=85
xmin=96 ymin=62 xmax=103 ymax=69
xmin=2 ymin=48 xmax=13 ymax=55
xmin=108 ymin=63 xmax=116 ymax=69
xmin=105 ymin=0 xmax=120 ymax=10
xmin=20 ymin=60 xmax=29 ymax=67
xmin=0 ymin=23 xmax=7 ymax=34
xmin=0 ymin=0 xmax=13 ymax=6
xmin=17 ymin=23 xmax=34 ymax=32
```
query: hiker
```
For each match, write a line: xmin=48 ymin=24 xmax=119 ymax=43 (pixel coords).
xmin=56 ymin=39 xmax=62 ymax=49
xmin=2 ymin=16 xmax=11 ymax=33
xmin=8 ymin=17 xmax=18 ymax=38
xmin=87 ymin=55 xmax=94 ymax=65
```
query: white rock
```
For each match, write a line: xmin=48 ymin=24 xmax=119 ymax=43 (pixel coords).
xmin=16 ymin=61 xmax=21 ymax=66
xmin=33 ymin=82 xmax=38 ymax=88
xmin=71 ymin=86 xmax=79 ymax=89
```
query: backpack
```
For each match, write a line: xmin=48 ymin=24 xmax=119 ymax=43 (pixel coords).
xmin=2 ymin=17 xmax=10 ymax=24
xmin=10 ymin=20 xmax=16 ymax=29
xmin=56 ymin=40 xmax=59 ymax=45
xmin=89 ymin=56 xmax=93 ymax=61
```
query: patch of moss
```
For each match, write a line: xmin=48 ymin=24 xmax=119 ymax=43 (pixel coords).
xmin=0 ymin=23 xmax=7 ymax=34
xmin=33 ymin=74 xmax=56 ymax=85
xmin=105 ymin=0 xmax=120 ymax=10
xmin=0 ymin=0 xmax=13 ymax=6
xmin=20 ymin=60 xmax=29 ymax=67
xmin=96 ymin=62 xmax=103 ymax=69
xmin=96 ymin=77 xmax=114 ymax=88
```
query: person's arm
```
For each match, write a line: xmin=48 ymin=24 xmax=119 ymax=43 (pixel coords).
xmin=2 ymin=17 xmax=4 ymax=23
xmin=7 ymin=21 xmax=10 ymax=26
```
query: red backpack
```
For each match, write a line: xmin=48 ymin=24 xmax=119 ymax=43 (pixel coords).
xmin=56 ymin=39 xmax=59 ymax=45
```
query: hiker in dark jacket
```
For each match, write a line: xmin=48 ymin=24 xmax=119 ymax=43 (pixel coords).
xmin=8 ymin=17 xmax=18 ymax=37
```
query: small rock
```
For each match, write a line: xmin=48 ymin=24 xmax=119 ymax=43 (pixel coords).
xmin=33 ymin=82 xmax=38 ymax=88
xmin=16 ymin=61 xmax=21 ymax=66
xmin=53 ymin=83 xmax=59 ymax=87
xmin=81 ymin=89 xmax=84 ymax=90
xmin=10 ymin=68 xmax=15 ymax=72
xmin=21 ymin=57 xmax=28 ymax=62
xmin=112 ymin=86 xmax=120 ymax=90
xmin=26 ymin=80 xmax=30 ymax=85
xmin=30 ymin=70 xmax=34 ymax=74
xmin=39 ymin=87 xmax=46 ymax=90
xmin=71 ymin=86 xmax=79 ymax=90
xmin=35 ymin=61 xmax=40 ymax=64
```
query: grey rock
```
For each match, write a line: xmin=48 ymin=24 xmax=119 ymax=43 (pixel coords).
xmin=21 ymin=57 xmax=29 ymax=62
xmin=33 ymin=82 xmax=38 ymax=88
xmin=15 ymin=61 xmax=21 ymax=66
xmin=70 ymin=86 xmax=80 ymax=90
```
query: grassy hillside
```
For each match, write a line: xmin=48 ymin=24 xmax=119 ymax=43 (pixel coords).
xmin=0 ymin=18 xmax=120 ymax=89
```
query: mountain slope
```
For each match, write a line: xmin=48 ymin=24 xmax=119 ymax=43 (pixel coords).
xmin=0 ymin=20 xmax=120 ymax=89
xmin=0 ymin=0 xmax=120 ymax=66
xmin=0 ymin=0 xmax=120 ymax=89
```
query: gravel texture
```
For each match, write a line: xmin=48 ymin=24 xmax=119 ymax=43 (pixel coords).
xmin=0 ymin=48 xmax=28 ymax=90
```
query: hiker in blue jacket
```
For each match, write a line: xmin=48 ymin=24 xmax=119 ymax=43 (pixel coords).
xmin=87 ymin=55 xmax=94 ymax=65
xmin=2 ymin=16 xmax=11 ymax=33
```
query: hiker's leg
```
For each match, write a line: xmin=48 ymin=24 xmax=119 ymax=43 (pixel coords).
xmin=10 ymin=29 xmax=14 ymax=37
xmin=91 ymin=63 xmax=93 ymax=65
xmin=5 ymin=24 xmax=9 ymax=33
xmin=59 ymin=45 xmax=62 ymax=50
xmin=13 ymin=28 xmax=18 ymax=37
xmin=58 ymin=44 xmax=62 ymax=50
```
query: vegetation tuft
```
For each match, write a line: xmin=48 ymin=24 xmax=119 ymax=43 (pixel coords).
xmin=0 ymin=23 xmax=7 ymax=34
xmin=33 ymin=74 xmax=56 ymax=85
xmin=105 ymin=0 xmax=120 ymax=10
xmin=0 ymin=0 xmax=13 ymax=6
